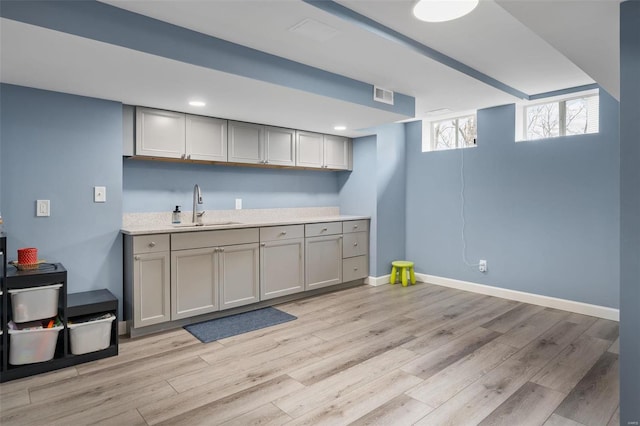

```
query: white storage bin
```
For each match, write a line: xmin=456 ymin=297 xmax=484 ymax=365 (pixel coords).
xmin=8 ymin=325 xmax=63 ymax=365
xmin=9 ymin=284 xmax=62 ymax=323
xmin=68 ymin=314 xmax=115 ymax=355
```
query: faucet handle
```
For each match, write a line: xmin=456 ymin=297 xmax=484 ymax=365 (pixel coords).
xmin=196 ymin=211 xmax=206 ymax=217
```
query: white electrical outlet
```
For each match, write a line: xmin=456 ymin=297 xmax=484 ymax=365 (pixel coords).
xmin=94 ymin=186 xmax=106 ymax=203
xmin=36 ymin=200 xmax=50 ymax=217
xmin=479 ymin=260 xmax=487 ymax=272
xmin=235 ymin=198 xmax=242 ymax=210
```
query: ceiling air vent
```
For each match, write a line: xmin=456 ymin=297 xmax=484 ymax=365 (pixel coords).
xmin=374 ymin=86 xmax=394 ymax=105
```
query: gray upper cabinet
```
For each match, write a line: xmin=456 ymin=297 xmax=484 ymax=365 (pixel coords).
xmin=186 ymin=115 xmax=227 ymax=162
xmin=136 ymin=107 xmax=228 ymax=161
xmin=228 ymin=121 xmax=295 ymax=166
xmin=264 ymin=126 xmax=296 ymax=166
xmin=324 ymin=135 xmax=351 ymax=170
xmin=136 ymin=107 xmax=185 ymax=159
xmin=296 ymin=131 xmax=324 ymax=169
xmin=228 ymin=121 xmax=264 ymax=164
xmin=296 ymin=131 xmax=352 ymax=170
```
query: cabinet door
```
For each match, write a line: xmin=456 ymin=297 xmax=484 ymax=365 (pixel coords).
xmin=264 ymin=126 xmax=296 ymax=166
xmin=296 ymin=131 xmax=324 ymax=168
xmin=228 ymin=121 xmax=263 ymax=164
xmin=305 ymin=235 xmax=343 ymax=290
xmin=133 ymin=251 xmax=170 ymax=328
xmin=186 ymin=115 xmax=227 ymax=162
xmin=219 ymin=243 xmax=260 ymax=310
xmin=171 ymin=248 xmax=218 ymax=320
xmin=260 ymin=238 xmax=305 ymax=300
xmin=135 ymin=108 xmax=185 ymax=158
xmin=343 ymin=232 xmax=368 ymax=258
xmin=324 ymin=135 xmax=351 ymax=170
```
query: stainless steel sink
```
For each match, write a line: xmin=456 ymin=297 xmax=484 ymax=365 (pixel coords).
xmin=172 ymin=221 xmax=242 ymax=228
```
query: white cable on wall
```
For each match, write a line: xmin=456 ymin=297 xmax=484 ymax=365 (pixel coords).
xmin=460 ymin=145 xmax=480 ymax=267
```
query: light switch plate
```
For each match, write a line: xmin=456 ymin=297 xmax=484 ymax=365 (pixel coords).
xmin=94 ymin=186 xmax=106 ymax=203
xmin=36 ymin=200 xmax=50 ymax=217
xmin=235 ymin=198 xmax=242 ymax=210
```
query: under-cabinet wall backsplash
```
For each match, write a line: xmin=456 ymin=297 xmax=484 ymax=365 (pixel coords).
xmin=123 ymin=159 xmax=342 ymax=213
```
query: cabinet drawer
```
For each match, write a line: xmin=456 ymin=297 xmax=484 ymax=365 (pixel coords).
xmin=133 ymin=234 xmax=170 ymax=254
xmin=172 ymin=228 xmax=259 ymax=250
xmin=342 ymin=232 xmax=368 ymax=258
xmin=343 ymin=256 xmax=368 ymax=282
xmin=305 ymin=222 xmax=342 ymax=237
xmin=343 ymin=220 xmax=368 ymax=234
xmin=260 ymin=225 xmax=304 ymax=241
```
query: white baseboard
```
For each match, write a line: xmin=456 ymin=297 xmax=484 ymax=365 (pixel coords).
xmin=416 ymin=273 xmax=619 ymax=321
xmin=366 ymin=275 xmax=391 ymax=286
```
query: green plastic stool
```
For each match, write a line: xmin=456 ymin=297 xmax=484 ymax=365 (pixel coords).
xmin=390 ymin=261 xmax=416 ymax=287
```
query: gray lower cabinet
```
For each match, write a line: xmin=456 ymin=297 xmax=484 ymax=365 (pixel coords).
xmin=171 ymin=247 xmax=218 ymax=320
xmin=305 ymin=234 xmax=343 ymax=290
xmin=125 ymin=234 xmax=171 ymax=329
xmin=219 ymin=243 xmax=260 ymax=310
xmin=342 ymin=221 xmax=369 ymax=282
xmin=260 ymin=224 xmax=305 ymax=300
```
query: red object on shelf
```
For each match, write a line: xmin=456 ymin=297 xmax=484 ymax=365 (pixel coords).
xmin=17 ymin=247 xmax=38 ymax=265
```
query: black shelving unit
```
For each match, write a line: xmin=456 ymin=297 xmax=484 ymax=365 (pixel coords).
xmin=0 ymin=262 xmax=118 ymax=383
xmin=0 ymin=234 xmax=6 ymax=377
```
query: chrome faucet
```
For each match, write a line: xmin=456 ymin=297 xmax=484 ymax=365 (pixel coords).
xmin=192 ymin=184 xmax=204 ymax=224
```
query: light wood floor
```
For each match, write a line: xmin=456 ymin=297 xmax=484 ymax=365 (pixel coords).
xmin=0 ymin=282 xmax=619 ymax=426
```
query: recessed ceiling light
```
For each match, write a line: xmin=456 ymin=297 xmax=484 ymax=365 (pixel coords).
xmin=413 ymin=0 xmax=479 ymax=23
xmin=189 ymin=100 xmax=206 ymax=107
xmin=334 ymin=125 xmax=347 ymax=131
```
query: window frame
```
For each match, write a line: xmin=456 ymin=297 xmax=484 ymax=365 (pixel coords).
xmin=516 ymin=89 xmax=599 ymax=142
xmin=422 ymin=110 xmax=478 ymax=152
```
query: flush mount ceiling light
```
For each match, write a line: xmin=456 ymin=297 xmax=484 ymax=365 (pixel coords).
xmin=188 ymin=100 xmax=206 ymax=107
xmin=413 ymin=0 xmax=479 ymax=23
xmin=334 ymin=125 xmax=347 ymax=131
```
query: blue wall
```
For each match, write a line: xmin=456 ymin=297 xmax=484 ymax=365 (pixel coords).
xmin=405 ymin=90 xmax=620 ymax=308
xmin=123 ymin=160 xmax=339 ymax=213
xmin=339 ymin=135 xmax=378 ymax=275
xmin=0 ymin=84 xmax=123 ymax=311
xmin=619 ymin=0 xmax=640 ymax=422
xmin=375 ymin=124 xmax=407 ymax=276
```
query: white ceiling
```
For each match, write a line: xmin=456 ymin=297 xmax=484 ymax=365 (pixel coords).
xmin=0 ymin=0 xmax=620 ymax=136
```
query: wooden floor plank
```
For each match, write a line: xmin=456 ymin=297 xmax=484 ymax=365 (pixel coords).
xmin=275 ymin=347 xmax=417 ymax=418
xmin=478 ymin=381 xmax=566 ymax=426
xmin=584 ymin=318 xmax=619 ymax=342
xmin=0 ymin=366 xmax=78 ymax=396
xmin=349 ymin=394 xmax=434 ymax=426
xmin=608 ymin=337 xmax=620 ymax=354
xmin=544 ymin=413 xmax=587 ymax=426
xmin=532 ymin=335 xmax=611 ymax=393
xmin=494 ymin=308 xmax=572 ymax=349
xmin=481 ymin=303 xmax=545 ymax=333
xmin=137 ymin=350 xmax=319 ymax=425
xmin=406 ymin=340 xmax=518 ymax=408
xmin=285 ymin=370 xmax=422 ymax=426
xmin=0 ymin=388 xmax=30 ymax=411
xmin=91 ymin=409 xmax=148 ymax=426
xmin=554 ymin=351 xmax=619 ymax=426
xmin=401 ymin=326 xmax=501 ymax=379
xmin=155 ymin=376 xmax=304 ymax=426
xmin=220 ymin=403 xmax=292 ymax=426
xmin=606 ymin=406 xmax=620 ymax=426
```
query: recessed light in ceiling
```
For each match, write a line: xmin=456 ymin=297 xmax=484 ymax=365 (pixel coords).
xmin=413 ymin=0 xmax=479 ymax=23
xmin=289 ymin=18 xmax=340 ymax=42
xmin=334 ymin=125 xmax=347 ymax=131
xmin=189 ymin=100 xmax=206 ymax=107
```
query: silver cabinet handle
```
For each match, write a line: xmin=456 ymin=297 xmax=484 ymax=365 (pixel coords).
xmin=322 ymin=227 xmax=328 ymax=232
xmin=339 ymin=235 xmax=343 ymax=239
xmin=353 ymin=242 xmax=358 ymax=246
xmin=265 ymin=160 xmax=269 ymax=164
xmin=280 ymin=231 xmax=287 ymax=235
xmin=148 ymin=242 xmax=156 ymax=248
xmin=354 ymin=225 xmax=358 ymax=229
xmin=260 ymin=243 xmax=266 ymax=247
xmin=187 ymin=154 xmax=192 ymax=160
xmin=354 ymin=267 xmax=358 ymax=271
xmin=220 ymin=247 xmax=225 ymax=252
xmin=134 ymin=255 xmax=140 ymax=260
xmin=181 ymin=154 xmax=186 ymax=159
